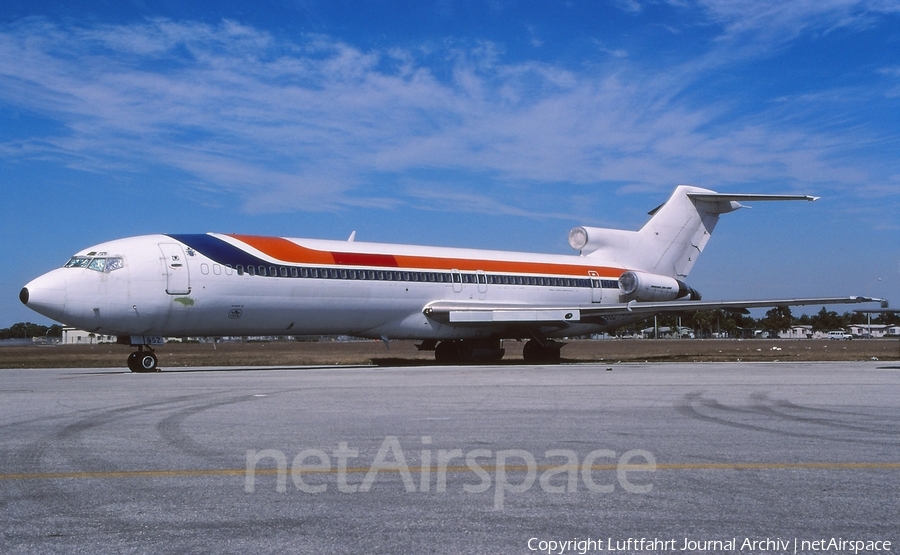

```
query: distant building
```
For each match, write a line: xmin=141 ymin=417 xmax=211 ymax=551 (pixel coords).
xmin=639 ymin=326 xmax=695 ymax=339
xmin=778 ymin=325 xmax=813 ymax=339
xmin=61 ymin=328 xmax=117 ymax=345
xmin=849 ymin=324 xmax=900 ymax=338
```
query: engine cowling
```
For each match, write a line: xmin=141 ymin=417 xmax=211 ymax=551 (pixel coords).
xmin=618 ymin=271 xmax=701 ymax=302
xmin=568 ymin=225 xmax=630 ymax=256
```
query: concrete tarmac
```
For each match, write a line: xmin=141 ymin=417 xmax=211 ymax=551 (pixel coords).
xmin=1 ymin=362 xmax=898 ymax=554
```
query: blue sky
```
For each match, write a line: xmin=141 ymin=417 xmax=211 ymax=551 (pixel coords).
xmin=2 ymin=0 xmax=899 ymax=327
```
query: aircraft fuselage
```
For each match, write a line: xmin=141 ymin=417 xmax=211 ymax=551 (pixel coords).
xmin=22 ymin=233 xmax=632 ymax=340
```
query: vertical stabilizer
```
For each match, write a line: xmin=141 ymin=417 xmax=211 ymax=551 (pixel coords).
xmin=574 ymin=186 xmax=817 ymax=278
xmin=632 ymin=185 xmax=735 ymax=278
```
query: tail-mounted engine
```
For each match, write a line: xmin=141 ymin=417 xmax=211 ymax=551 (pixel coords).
xmin=618 ymin=270 xmax=701 ymax=302
xmin=568 ymin=225 xmax=633 ymax=256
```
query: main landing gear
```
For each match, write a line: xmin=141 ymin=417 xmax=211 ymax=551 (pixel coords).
xmin=522 ymin=339 xmax=564 ymax=363
xmin=424 ymin=338 xmax=565 ymax=364
xmin=127 ymin=345 xmax=159 ymax=373
xmin=432 ymin=339 xmax=506 ymax=363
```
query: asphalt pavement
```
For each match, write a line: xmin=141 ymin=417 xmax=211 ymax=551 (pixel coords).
xmin=1 ymin=361 xmax=898 ymax=554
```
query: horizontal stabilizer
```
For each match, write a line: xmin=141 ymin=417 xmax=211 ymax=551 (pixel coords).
xmin=687 ymin=192 xmax=820 ymax=203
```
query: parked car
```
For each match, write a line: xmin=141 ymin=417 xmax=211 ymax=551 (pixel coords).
xmin=826 ymin=330 xmax=853 ymax=340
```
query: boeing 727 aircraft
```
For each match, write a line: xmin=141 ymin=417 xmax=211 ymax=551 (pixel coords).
xmin=20 ymin=185 xmax=885 ymax=371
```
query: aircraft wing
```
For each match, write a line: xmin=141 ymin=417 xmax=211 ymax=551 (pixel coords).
xmin=423 ymin=296 xmax=886 ymax=325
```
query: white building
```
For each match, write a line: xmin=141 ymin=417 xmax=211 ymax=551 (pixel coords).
xmin=61 ymin=328 xmax=117 ymax=345
xmin=778 ymin=325 xmax=813 ymax=339
xmin=639 ymin=326 xmax=695 ymax=339
xmin=849 ymin=324 xmax=900 ymax=338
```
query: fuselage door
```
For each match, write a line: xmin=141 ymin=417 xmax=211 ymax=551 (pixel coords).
xmin=589 ymin=270 xmax=602 ymax=303
xmin=158 ymin=243 xmax=191 ymax=295
xmin=451 ymin=269 xmax=463 ymax=293
xmin=476 ymin=270 xmax=487 ymax=299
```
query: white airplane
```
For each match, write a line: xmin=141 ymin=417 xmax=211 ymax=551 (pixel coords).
xmin=20 ymin=185 xmax=886 ymax=371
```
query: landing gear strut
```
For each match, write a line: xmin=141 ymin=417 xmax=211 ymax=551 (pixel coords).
xmin=127 ymin=345 xmax=159 ymax=372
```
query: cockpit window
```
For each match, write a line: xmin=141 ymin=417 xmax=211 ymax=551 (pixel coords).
xmin=65 ymin=256 xmax=91 ymax=268
xmin=65 ymin=256 xmax=124 ymax=273
xmin=88 ymin=258 xmax=107 ymax=272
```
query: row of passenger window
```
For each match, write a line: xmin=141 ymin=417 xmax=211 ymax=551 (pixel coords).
xmin=200 ymin=261 xmax=620 ymax=289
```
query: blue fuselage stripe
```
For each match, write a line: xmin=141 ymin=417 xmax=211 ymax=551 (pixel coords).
xmin=166 ymin=234 xmax=266 ymax=268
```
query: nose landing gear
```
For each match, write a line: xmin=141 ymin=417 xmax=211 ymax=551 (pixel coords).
xmin=120 ymin=335 xmax=163 ymax=372
xmin=127 ymin=346 xmax=159 ymax=373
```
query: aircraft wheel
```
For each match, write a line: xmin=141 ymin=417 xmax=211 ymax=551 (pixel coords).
xmin=522 ymin=340 xmax=561 ymax=363
xmin=435 ymin=340 xmax=505 ymax=363
xmin=434 ymin=340 xmax=460 ymax=363
xmin=139 ymin=352 xmax=159 ymax=372
xmin=543 ymin=346 xmax=561 ymax=363
xmin=128 ymin=351 xmax=159 ymax=372
xmin=127 ymin=352 xmax=140 ymax=372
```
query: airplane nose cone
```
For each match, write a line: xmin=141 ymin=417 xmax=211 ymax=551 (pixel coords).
xmin=21 ymin=271 xmax=68 ymax=321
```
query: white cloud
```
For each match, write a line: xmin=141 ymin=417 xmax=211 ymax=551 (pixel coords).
xmin=613 ymin=0 xmax=644 ymax=14
xmin=0 ymin=16 xmax=895 ymax=218
xmin=691 ymin=0 xmax=900 ymax=43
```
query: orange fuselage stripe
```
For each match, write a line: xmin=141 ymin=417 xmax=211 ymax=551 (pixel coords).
xmin=229 ymin=234 xmax=623 ymax=278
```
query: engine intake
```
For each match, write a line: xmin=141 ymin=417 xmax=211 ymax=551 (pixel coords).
xmin=618 ymin=271 xmax=701 ymax=302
